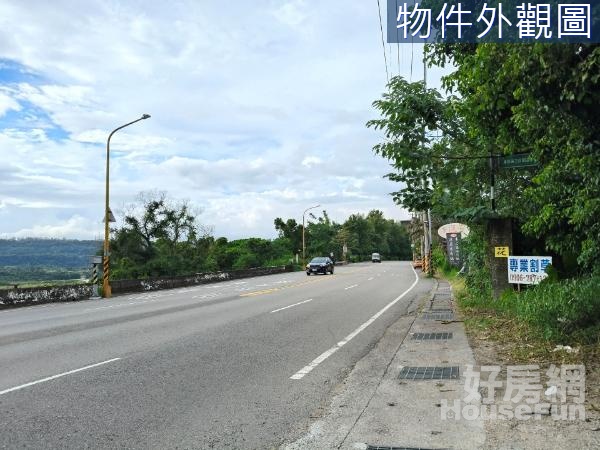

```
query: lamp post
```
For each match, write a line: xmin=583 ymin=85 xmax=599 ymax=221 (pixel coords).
xmin=103 ymin=114 xmax=151 ymax=298
xmin=302 ymin=204 xmax=320 ymax=267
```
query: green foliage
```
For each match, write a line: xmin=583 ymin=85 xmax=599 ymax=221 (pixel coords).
xmin=499 ymin=277 xmax=600 ymax=343
xmin=274 ymin=218 xmax=303 ymax=254
xmin=273 ymin=209 xmax=412 ymax=263
xmin=0 ymin=265 xmax=88 ymax=285
xmin=108 ymin=192 xmax=412 ymax=280
xmin=461 ymin=228 xmax=492 ymax=300
xmin=431 ymin=245 xmax=456 ymax=277
xmin=3 ymin=200 xmax=411 ymax=284
xmin=369 ymin=42 xmax=600 ymax=274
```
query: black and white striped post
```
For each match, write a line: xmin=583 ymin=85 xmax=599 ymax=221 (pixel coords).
xmin=90 ymin=256 xmax=102 ymax=299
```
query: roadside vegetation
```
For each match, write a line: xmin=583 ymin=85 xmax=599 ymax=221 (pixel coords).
xmin=369 ymin=37 xmax=599 ymax=398
xmin=105 ymin=191 xmax=412 ymax=280
xmin=1 ymin=193 xmax=411 ymax=285
xmin=433 ymin=237 xmax=600 ymax=409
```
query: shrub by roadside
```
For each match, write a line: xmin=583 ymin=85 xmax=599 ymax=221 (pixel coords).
xmin=500 ymin=276 xmax=600 ymax=343
xmin=445 ymin=272 xmax=600 ymax=414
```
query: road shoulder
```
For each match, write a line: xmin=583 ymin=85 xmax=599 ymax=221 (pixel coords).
xmin=282 ymin=276 xmax=485 ymax=450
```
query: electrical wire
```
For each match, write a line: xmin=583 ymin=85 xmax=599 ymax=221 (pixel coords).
xmin=376 ymin=0 xmax=390 ymax=84
xmin=410 ymin=39 xmax=414 ymax=81
xmin=395 ymin=0 xmax=401 ymax=76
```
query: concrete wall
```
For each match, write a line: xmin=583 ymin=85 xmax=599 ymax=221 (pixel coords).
xmin=0 ymin=265 xmax=293 ymax=309
xmin=111 ymin=265 xmax=293 ymax=294
xmin=0 ymin=284 xmax=93 ymax=308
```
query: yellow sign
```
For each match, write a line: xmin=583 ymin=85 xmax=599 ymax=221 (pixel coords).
xmin=495 ymin=247 xmax=510 ymax=258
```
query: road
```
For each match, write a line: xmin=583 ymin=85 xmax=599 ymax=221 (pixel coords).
xmin=0 ymin=262 xmax=427 ymax=449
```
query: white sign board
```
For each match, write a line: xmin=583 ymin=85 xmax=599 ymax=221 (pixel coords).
xmin=437 ymin=223 xmax=470 ymax=239
xmin=508 ymin=256 xmax=552 ymax=285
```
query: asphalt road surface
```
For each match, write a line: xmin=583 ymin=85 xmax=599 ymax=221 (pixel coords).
xmin=0 ymin=261 xmax=428 ymax=449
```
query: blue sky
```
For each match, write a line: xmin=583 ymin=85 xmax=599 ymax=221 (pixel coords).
xmin=0 ymin=0 xmax=448 ymax=240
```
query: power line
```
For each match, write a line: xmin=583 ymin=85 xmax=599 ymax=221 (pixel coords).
xmin=376 ymin=0 xmax=390 ymax=84
xmin=396 ymin=0 xmax=401 ymax=76
xmin=410 ymin=40 xmax=414 ymax=81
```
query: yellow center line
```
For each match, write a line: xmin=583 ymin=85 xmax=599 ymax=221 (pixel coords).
xmin=239 ymin=275 xmax=330 ymax=297
xmin=239 ymin=266 xmax=375 ymax=298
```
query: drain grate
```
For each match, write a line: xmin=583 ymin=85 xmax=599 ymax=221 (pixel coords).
xmin=422 ymin=312 xmax=454 ymax=321
xmin=433 ymin=293 xmax=452 ymax=300
xmin=398 ymin=366 xmax=460 ymax=380
xmin=367 ymin=447 xmax=449 ymax=450
xmin=412 ymin=332 xmax=453 ymax=340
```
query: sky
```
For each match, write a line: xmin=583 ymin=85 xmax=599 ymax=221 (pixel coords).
xmin=0 ymin=0 xmax=448 ymax=241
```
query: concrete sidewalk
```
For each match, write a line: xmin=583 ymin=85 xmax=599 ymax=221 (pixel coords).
xmin=283 ymin=277 xmax=485 ymax=450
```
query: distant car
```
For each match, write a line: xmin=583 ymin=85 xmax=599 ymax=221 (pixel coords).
xmin=306 ymin=257 xmax=334 ymax=275
xmin=371 ymin=253 xmax=381 ymax=263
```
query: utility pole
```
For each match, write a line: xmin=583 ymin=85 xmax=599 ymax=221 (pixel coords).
xmin=490 ymin=149 xmax=497 ymax=212
xmin=421 ymin=54 xmax=433 ymax=276
xmin=302 ymin=204 xmax=320 ymax=267
xmin=103 ymin=114 xmax=151 ymax=298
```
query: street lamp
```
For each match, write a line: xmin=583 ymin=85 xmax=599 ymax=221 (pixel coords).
xmin=103 ymin=114 xmax=151 ymax=298
xmin=302 ymin=204 xmax=321 ymax=267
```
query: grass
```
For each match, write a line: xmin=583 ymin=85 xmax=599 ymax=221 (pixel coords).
xmin=444 ymin=271 xmax=598 ymax=365
xmin=442 ymin=270 xmax=600 ymax=407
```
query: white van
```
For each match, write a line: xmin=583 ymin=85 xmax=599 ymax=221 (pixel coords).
xmin=371 ymin=253 xmax=381 ymax=263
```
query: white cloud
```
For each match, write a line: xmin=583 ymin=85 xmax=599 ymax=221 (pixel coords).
xmin=301 ymin=156 xmax=322 ymax=168
xmin=271 ymin=0 xmax=310 ymax=28
xmin=0 ymin=215 xmax=98 ymax=239
xmin=0 ymin=0 xmax=447 ymax=240
xmin=0 ymin=90 xmax=21 ymax=117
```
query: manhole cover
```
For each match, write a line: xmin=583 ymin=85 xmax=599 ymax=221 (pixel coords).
xmin=422 ymin=312 xmax=454 ymax=321
xmin=398 ymin=366 xmax=460 ymax=380
xmin=412 ymin=332 xmax=453 ymax=340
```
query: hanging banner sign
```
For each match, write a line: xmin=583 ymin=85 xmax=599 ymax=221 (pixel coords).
xmin=446 ymin=233 xmax=462 ymax=267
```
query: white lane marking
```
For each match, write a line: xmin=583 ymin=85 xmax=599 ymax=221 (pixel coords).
xmin=290 ymin=265 xmax=419 ymax=380
xmin=0 ymin=358 xmax=122 ymax=396
xmin=344 ymin=284 xmax=359 ymax=290
xmin=368 ymin=277 xmax=374 ymax=281
xmin=270 ymin=299 xmax=313 ymax=314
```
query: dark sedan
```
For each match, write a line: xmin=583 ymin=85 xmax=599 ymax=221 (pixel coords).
xmin=306 ymin=257 xmax=334 ymax=275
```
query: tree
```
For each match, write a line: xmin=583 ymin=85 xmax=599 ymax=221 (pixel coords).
xmin=111 ymin=191 xmax=207 ymax=278
xmin=274 ymin=218 xmax=303 ymax=255
xmin=306 ymin=211 xmax=340 ymax=259
xmin=369 ymin=42 xmax=600 ymax=273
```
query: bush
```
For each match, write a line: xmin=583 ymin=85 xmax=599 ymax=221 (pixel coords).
xmin=500 ymin=276 xmax=600 ymax=343
xmin=461 ymin=229 xmax=492 ymax=300
xmin=432 ymin=245 xmax=457 ymax=277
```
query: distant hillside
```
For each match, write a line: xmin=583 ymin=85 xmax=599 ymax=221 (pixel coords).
xmin=0 ymin=239 xmax=103 ymax=285
xmin=0 ymin=239 xmax=102 ymax=268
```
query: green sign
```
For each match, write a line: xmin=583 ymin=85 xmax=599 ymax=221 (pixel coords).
xmin=500 ymin=153 xmax=538 ymax=169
